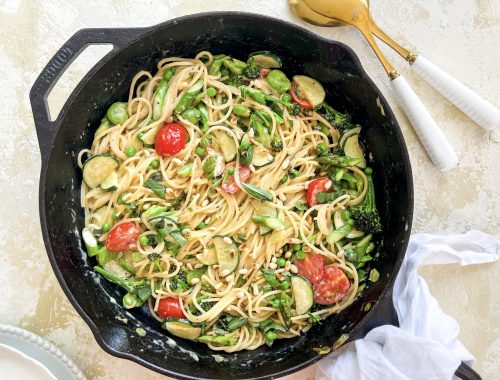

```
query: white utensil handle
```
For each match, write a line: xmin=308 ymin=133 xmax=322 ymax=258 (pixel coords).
xmin=391 ymin=76 xmax=458 ymax=171
xmin=412 ymin=56 xmax=500 ymax=131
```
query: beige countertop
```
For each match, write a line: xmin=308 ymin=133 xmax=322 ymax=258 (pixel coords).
xmin=0 ymin=0 xmax=499 ymax=379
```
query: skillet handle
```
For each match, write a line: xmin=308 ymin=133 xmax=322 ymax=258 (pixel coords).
xmin=29 ymin=27 xmax=147 ymax=162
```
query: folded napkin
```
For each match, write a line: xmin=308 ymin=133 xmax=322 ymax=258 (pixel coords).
xmin=316 ymin=231 xmax=500 ymax=380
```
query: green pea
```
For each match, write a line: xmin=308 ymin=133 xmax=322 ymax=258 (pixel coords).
xmin=207 ymin=87 xmax=217 ymax=97
xmin=111 ymin=212 xmax=118 ymax=220
xmin=203 ymin=156 xmax=217 ymax=175
xmin=101 ymin=223 xmax=110 ymax=233
xmin=233 ymin=104 xmax=251 ymax=117
xmin=181 ymin=107 xmax=201 ymax=125
xmin=316 ymin=143 xmax=327 ymax=154
xmin=272 ymin=298 xmax=281 ymax=308
xmin=279 ymin=175 xmax=288 ymax=184
xmin=227 ymin=167 xmax=235 ymax=176
xmin=197 ymin=221 xmax=207 ymax=230
xmin=266 ymin=331 xmax=278 ymax=341
xmin=267 ymin=70 xmax=291 ymax=93
xmin=195 ymin=146 xmax=205 ymax=158
xmin=163 ymin=67 xmax=176 ymax=81
xmin=281 ymin=93 xmax=292 ymax=102
xmin=293 ymin=244 xmax=301 ymax=251
xmin=289 ymin=170 xmax=301 ymax=179
xmin=139 ymin=236 xmax=149 ymax=245
xmin=125 ymin=146 xmax=137 ymax=157
xmin=296 ymin=250 xmax=306 ymax=259
xmin=106 ymin=102 xmax=128 ymax=125
xmin=136 ymin=132 xmax=144 ymax=140
xmin=276 ymin=258 xmax=286 ymax=267
xmin=346 ymin=218 xmax=355 ymax=226
xmin=364 ymin=167 xmax=373 ymax=175
xmin=149 ymin=159 xmax=160 ymax=169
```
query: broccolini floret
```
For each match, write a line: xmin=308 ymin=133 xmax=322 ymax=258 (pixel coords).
xmin=320 ymin=103 xmax=355 ymax=131
xmin=244 ymin=62 xmax=261 ymax=79
xmin=224 ymin=75 xmax=245 ymax=87
xmin=270 ymin=136 xmax=283 ymax=152
xmin=348 ymin=168 xmax=382 ymax=234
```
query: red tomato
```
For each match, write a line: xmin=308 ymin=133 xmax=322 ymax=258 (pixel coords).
xmin=307 ymin=177 xmax=331 ymax=206
xmin=220 ymin=162 xmax=251 ymax=194
xmin=294 ymin=253 xmax=325 ymax=288
xmin=106 ymin=222 xmax=140 ymax=252
xmin=157 ymin=297 xmax=185 ymax=319
xmin=155 ymin=122 xmax=187 ymax=156
xmin=314 ymin=267 xmax=350 ymax=305
xmin=290 ymin=82 xmax=312 ymax=109
xmin=260 ymin=68 xmax=271 ymax=77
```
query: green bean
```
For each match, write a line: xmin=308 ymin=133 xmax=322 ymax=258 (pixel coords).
xmin=163 ymin=67 xmax=176 ymax=81
xmin=197 ymin=103 xmax=209 ymax=131
xmin=233 ymin=104 xmax=251 ymax=117
xmin=106 ymin=102 xmax=128 ymax=125
xmin=175 ymin=80 xmax=204 ymax=114
xmin=209 ymin=59 xmax=223 ymax=76
xmin=181 ymin=107 xmax=201 ymax=125
xmin=177 ymin=162 xmax=193 ymax=178
xmin=267 ymin=70 xmax=291 ymax=93
xmin=152 ymin=79 xmax=169 ymax=120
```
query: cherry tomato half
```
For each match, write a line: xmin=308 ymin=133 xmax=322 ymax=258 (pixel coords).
xmin=290 ymin=82 xmax=312 ymax=109
xmin=157 ymin=297 xmax=185 ymax=319
xmin=293 ymin=253 xmax=324 ymax=288
xmin=106 ymin=222 xmax=140 ymax=253
xmin=307 ymin=177 xmax=331 ymax=206
xmin=220 ymin=162 xmax=251 ymax=194
xmin=314 ymin=267 xmax=350 ymax=305
xmin=155 ymin=122 xmax=187 ymax=157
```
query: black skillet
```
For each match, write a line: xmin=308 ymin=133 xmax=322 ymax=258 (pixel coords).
xmin=29 ymin=11 xmax=479 ymax=380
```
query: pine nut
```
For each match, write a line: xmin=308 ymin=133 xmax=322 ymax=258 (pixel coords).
xmin=285 ymin=261 xmax=291 ymax=271
xmin=194 ymin=263 xmax=204 ymax=269
xmin=284 ymin=251 xmax=292 ymax=258
xmin=186 ymin=262 xmax=193 ymax=271
xmin=249 ymin=165 xmax=256 ymax=173
xmin=252 ymin=284 xmax=259 ymax=296
xmin=238 ymin=268 xmax=248 ymax=275
xmin=268 ymin=263 xmax=277 ymax=269
xmin=225 ymin=274 xmax=234 ymax=282
xmin=271 ymin=256 xmax=277 ymax=264
xmin=220 ymin=269 xmax=230 ymax=277
xmin=223 ymin=236 xmax=232 ymax=245
xmin=190 ymin=278 xmax=200 ymax=285
xmin=324 ymin=180 xmax=332 ymax=190
xmin=289 ymin=238 xmax=301 ymax=244
xmin=172 ymin=158 xmax=183 ymax=165
xmin=143 ymin=203 xmax=150 ymax=210
xmin=290 ymin=264 xmax=298 ymax=274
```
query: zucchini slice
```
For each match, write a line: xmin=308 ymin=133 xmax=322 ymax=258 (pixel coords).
xmin=100 ymin=171 xmax=119 ymax=191
xmin=141 ymin=127 xmax=157 ymax=145
xmin=213 ymin=131 xmax=237 ymax=162
xmin=291 ymin=276 xmax=314 ymax=315
xmin=94 ymin=206 xmax=113 ymax=228
xmin=343 ymin=134 xmax=366 ymax=168
xmin=248 ymin=51 xmax=282 ymax=69
xmin=213 ymin=236 xmax=240 ymax=276
xmin=83 ymin=154 xmax=119 ymax=189
xmin=162 ymin=319 xmax=201 ymax=340
xmin=333 ymin=210 xmax=345 ymax=230
xmin=251 ymin=144 xmax=274 ymax=168
xmin=254 ymin=202 xmax=278 ymax=235
xmin=293 ymin=75 xmax=326 ymax=108
xmin=95 ymin=119 xmax=111 ymax=138
xmin=196 ymin=246 xmax=218 ymax=265
xmin=339 ymin=127 xmax=361 ymax=149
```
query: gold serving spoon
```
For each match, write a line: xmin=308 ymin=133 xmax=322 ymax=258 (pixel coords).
xmin=290 ymin=0 xmax=458 ymax=171
xmin=290 ymin=0 xmax=500 ymax=132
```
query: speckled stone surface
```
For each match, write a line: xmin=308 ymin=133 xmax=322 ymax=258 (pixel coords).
xmin=0 ymin=1 xmax=499 ymax=379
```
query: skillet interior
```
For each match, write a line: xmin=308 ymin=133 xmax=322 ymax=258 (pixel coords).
xmin=38 ymin=12 xmax=413 ymax=379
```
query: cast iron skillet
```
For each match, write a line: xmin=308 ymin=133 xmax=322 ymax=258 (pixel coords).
xmin=29 ymin=11 xmax=419 ymax=380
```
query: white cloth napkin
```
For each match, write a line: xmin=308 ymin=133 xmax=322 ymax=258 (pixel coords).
xmin=316 ymin=230 xmax=500 ymax=380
